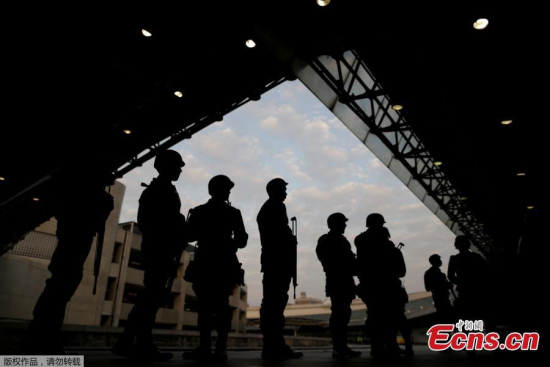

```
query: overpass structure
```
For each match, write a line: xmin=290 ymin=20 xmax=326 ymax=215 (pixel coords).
xmin=1 ymin=3 xmax=545 ymax=264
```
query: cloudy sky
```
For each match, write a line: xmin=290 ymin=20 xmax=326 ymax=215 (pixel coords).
xmin=118 ymin=81 xmax=457 ymax=306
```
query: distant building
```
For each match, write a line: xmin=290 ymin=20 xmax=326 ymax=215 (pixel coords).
xmin=294 ymin=292 xmax=323 ymax=305
xmin=0 ymin=181 xmax=247 ymax=333
xmin=247 ymin=291 xmax=436 ymax=337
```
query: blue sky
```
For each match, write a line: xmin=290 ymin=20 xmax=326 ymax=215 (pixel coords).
xmin=119 ymin=81 xmax=457 ymax=306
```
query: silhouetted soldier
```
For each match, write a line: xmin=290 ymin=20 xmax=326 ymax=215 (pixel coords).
xmin=316 ymin=213 xmax=361 ymax=359
xmin=424 ymin=254 xmax=454 ymax=324
xmin=257 ymin=178 xmax=303 ymax=360
xmin=355 ymin=213 xmax=405 ymax=358
xmin=447 ymin=235 xmax=489 ymax=323
xmin=182 ymin=175 xmax=248 ymax=362
xmin=20 ymin=157 xmax=114 ymax=355
xmin=113 ymin=149 xmax=187 ymax=361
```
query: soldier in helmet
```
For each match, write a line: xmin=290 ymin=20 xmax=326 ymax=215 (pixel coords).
xmin=355 ymin=213 xmax=406 ymax=358
xmin=316 ymin=213 xmax=362 ymax=359
xmin=257 ymin=178 xmax=303 ymax=360
xmin=447 ymin=235 xmax=489 ymax=322
xmin=20 ymin=155 xmax=114 ymax=355
xmin=182 ymin=175 xmax=248 ymax=362
xmin=113 ymin=149 xmax=187 ymax=361
xmin=424 ymin=254 xmax=454 ymax=324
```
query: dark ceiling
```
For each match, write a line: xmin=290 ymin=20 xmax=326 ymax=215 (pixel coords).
xmin=1 ymin=2 xmax=546 ymax=258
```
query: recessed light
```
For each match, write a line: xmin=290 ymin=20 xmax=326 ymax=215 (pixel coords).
xmin=460 ymin=197 xmax=468 ymax=201
xmin=142 ymin=29 xmax=152 ymax=37
xmin=174 ymin=91 xmax=183 ymax=98
xmin=527 ymin=206 xmax=535 ymax=210
xmin=473 ymin=19 xmax=489 ymax=30
xmin=246 ymin=39 xmax=256 ymax=48
xmin=517 ymin=173 xmax=526 ymax=176
xmin=434 ymin=161 xmax=443 ymax=166
xmin=123 ymin=129 xmax=132 ymax=135
xmin=0 ymin=177 xmax=5 ymax=181
xmin=317 ymin=0 xmax=331 ymax=6
xmin=501 ymin=120 xmax=513 ymax=125
xmin=392 ymin=105 xmax=403 ymax=111
xmin=33 ymin=197 xmax=40 ymax=202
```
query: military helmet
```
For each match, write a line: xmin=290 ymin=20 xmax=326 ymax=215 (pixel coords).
xmin=327 ymin=212 xmax=348 ymax=229
xmin=266 ymin=178 xmax=288 ymax=195
xmin=429 ymin=254 xmax=441 ymax=265
xmin=454 ymin=235 xmax=471 ymax=249
xmin=208 ymin=175 xmax=235 ymax=195
xmin=366 ymin=213 xmax=386 ymax=227
xmin=154 ymin=150 xmax=185 ymax=171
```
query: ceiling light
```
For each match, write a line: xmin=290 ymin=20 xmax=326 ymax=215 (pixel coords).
xmin=473 ymin=19 xmax=489 ymax=30
xmin=434 ymin=161 xmax=443 ymax=166
xmin=33 ymin=197 xmax=40 ymax=202
xmin=246 ymin=39 xmax=256 ymax=48
xmin=527 ymin=206 xmax=535 ymax=210
xmin=123 ymin=129 xmax=132 ymax=135
xmin=174 ymin=91 xmax=183 ymax=98
xmin=317 ymin=0 xmax=331 ymax=6
xmin=460 ymin=197 xmax=468 ymax=201
xmin=392 ymin=105 xmax=403 ymax=111
xmin=501 ymin=120 xmax=513 ymax=125
xmin=142 ymin=29 xmax=152 ymax=37
xmin=0 ymin=177 xmax=5 ymax=181
xmin=517 ymin=173 xmax=526 ymax=176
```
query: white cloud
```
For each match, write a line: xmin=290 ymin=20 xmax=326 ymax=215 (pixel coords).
xmin=118 ymin=80 xmax=457 ymax=306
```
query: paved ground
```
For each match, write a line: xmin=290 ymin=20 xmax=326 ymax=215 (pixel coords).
xmin=48 ymin=346 xmax=541 ymax=367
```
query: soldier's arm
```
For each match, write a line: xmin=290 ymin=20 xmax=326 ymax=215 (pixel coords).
xmin=315 ymin=236 xmax=326 ymax=270
xmin=396 ymin=248 xmax=406 ymax=278
xmin=424 ymin=271 xmax=432 ymax=292
xmin=137 ymin=191 xmax=152 ymax=233
xmin=447 ymin=255 xmax=458 ymax=285
xmin=354 ymin=233 xmax=363 ymax=250
xmin=233 ymin=209 xmax=248 ymax=249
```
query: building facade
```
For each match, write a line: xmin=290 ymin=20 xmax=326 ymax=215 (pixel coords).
xmin=0 ymin=181 xmax=247 ymax=333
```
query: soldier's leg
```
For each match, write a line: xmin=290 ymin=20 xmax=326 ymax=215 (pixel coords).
xmin=213 ymin=283 xmax=234 ymax=352
xmin=364 ymin=300 xmax=384 ymax=355
xmin=194 ymin=283 xmax=215 ymax=351
xmin=134 ymin=266 xmax=171 ymax=347
xmin=398 ymin=313 xmax=414 ymax=354
xmin=329 ymin=295 xmax=352 ymax=352
xmin=260 ymin=271 xmax=291 ymax=351
xmin=24 ymin=235 xmax=93 ymax=351
xmin=382 ymin=289 xmax=401 ymax=353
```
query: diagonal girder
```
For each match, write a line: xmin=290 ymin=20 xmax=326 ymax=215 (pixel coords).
xmin=289 ymin=50 xmax=493 ymax=257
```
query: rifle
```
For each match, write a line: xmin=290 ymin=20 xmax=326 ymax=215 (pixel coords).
xmin=291 ymin=216 xmax=298 ymax=300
